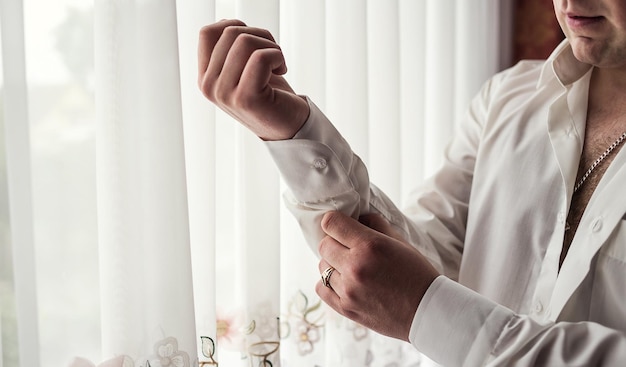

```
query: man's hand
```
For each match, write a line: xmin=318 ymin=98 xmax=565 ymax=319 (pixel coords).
xmin=198 ymin=19 xmax=310 ymax=140
xmin=316 ymin=211 xmax=439 ymax=341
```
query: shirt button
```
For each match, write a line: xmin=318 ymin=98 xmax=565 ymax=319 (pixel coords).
xmin=534 ymin=301 xmax=544 ymax=314
xmin=312 ymin=158 xmax=327 ymax=169
xmin=557 ymin=212 xmax=565 ymax=223
xmin=591 ymin=218 xmax=603 ymax=232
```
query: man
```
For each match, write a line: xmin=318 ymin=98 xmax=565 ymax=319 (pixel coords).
xmin=198 ymin=0 xmax=626 ymax=365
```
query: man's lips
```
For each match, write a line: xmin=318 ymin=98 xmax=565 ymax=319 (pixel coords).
xmin=566 ymin=14 xmax=605 ymax=29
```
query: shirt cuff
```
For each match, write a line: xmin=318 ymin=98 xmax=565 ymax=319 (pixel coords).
xmin=264 ymin=97 xmax=359 ymax=203
xmin=409 ymin=276 xmax=515 ymax=366
xmin=291 ymin=97 xmax=353 ymax=166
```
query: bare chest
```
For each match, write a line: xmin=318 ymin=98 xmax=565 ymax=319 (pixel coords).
xmin=562 ymin=117 xmax=626 ymax=265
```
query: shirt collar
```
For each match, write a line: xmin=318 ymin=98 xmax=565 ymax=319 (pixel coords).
xmin=537 ymin=39 xmax=593 ymax=88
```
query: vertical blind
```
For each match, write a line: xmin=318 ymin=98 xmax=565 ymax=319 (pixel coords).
xmin=0 ymin=0 xmax=513 ymax=366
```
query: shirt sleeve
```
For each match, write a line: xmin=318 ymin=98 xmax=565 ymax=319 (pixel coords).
xmin=411 ymin=276 xmax=626 ymax=366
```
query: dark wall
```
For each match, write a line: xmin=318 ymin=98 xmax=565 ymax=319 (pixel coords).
xmin=513 ymin=0 xmax=565 ymax=62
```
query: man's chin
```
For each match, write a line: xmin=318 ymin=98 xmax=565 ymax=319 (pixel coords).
xmin=570 ymin=37 xmax=606 ymax=65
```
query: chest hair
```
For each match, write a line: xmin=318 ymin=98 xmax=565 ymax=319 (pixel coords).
xmin=561 ymin=111 xmax=626 ymax=267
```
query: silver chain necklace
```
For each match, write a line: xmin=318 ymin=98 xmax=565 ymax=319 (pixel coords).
xmin=565 ymin=131 xmax=626 ymax=232
xmin=573 ymin=131 xmax=626 ymax=193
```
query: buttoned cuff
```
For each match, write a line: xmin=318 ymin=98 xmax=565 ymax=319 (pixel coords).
xmin=410 ymin=276 xmax=515 ymax=367
xmin=265 ymin=97 xmax=361 ymax=203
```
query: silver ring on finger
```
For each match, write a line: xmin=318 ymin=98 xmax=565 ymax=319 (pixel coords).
xmin=321 ymin=266 xmax=335 ymax=290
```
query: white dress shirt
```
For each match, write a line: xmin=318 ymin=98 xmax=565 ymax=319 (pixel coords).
xmin=265 ymin=40 xmax=626 ymax=366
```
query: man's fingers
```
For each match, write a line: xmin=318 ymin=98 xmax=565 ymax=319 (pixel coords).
xmin=220 ymin=37 xmax=284 ymax=97
xmin=317 ymin=235 xmax=349 ymax=271
xmin=318 ymin=259 xmax=344 ymax=294
xmin=197 ymin=19 xmax=246 ymax=84
xmin=316 ymin=276 xmax=361 ymax=324
xmin=318 ymin=258 xmax=331 ymax=274
xmin=316 ymin=278 xmax=360 ymax=325
xmin=359 ymin=213 xmax=406 ymax=243
xmin=321 ymin=211 xmax=377 ymax=249
xmin=198 ymin=20 xmax=277 ymax=89
xmin=359 ymin=213 xmax=390 ymax=232
xmin=315 ymin=281 xmax=343 ymax=314
xmin=239 ymin=48 xmax=287 ymax=91
xmin=201 ymin=25 xmax=278 ymax=90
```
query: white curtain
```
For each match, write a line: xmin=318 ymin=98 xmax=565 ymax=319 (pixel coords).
xmin=0 ymin=0 xmax=512 ymax=366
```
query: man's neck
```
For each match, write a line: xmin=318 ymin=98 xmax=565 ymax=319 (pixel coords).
xmin=588 ymin=67 xmax=626 ymax=120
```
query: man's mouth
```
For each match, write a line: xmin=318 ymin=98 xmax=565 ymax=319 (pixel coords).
xmin=566 ymin=14 xmax=605 ymax=30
